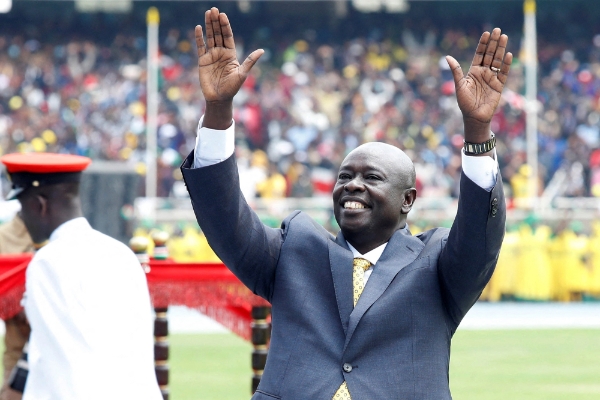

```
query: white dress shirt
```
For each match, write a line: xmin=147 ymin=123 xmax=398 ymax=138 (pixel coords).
xmin=23 ymin=218 xmax=162 ymax=400
xmin=191 ymin=117 xmax=499 ymax=287
xmin=193 ymin=116 xmax=236 ymax=168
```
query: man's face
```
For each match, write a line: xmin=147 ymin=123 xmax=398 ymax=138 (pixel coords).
xmin=333 ymin=146 xmax=412 ymax=249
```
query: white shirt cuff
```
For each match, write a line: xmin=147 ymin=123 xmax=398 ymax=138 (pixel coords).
xmin=192 ymin=115 xmax=236 ymax=169
xmin=461 ymin=148 xmax=498 ymax=192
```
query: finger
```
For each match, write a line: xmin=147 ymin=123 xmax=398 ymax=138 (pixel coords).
xmin=471 ymin=31 xmax=490 ymax=67
xmin=204 ymin=10 xmax=215 ymax=48
xmin=219 ymin=13 xmax=235 ymax=49
xmin=210 ymin=7 xmax=224 ymax=47
xmin=195 ymin=25 xmax=206 ymax=57
xmin=497 ymin=52 xmax=513 ymax=85
xmin=446 ymin=55 xmax=465 ymax=88
xmin=482 ymin=28 xmax=502 ymax=67
xmin=491 ymin=34 xmax=508 ymax=71
xmin=240 ymin=49 xmax=265 ymax=77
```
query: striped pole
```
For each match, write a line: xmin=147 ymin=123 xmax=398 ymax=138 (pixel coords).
xmin=251 ymin=306 xmax=271 ymax=393
xmin=151 ymin=230 xmax=170 ymax=399
xmin=154 ymin=307 xmax=170 ymax=400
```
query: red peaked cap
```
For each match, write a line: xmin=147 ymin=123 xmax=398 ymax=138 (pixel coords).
xmin=1 ymin=153 xmax=91 ymax=200
xmin=1 ymin=153 xmax=91 ymax=174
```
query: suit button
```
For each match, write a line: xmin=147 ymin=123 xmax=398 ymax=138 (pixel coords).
xmin=343 ymin=363 xmax=352 ymax=373
xmin=491 ymin=197 xmax=498 ymax=218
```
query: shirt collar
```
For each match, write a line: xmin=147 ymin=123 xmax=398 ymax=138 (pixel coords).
xmin=346 ymin=241 xmax=387 ymax=266
xmin=49 ymin=217 xmax=90 ymax=242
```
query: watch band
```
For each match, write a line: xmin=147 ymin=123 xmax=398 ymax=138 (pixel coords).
xmin=463 ymin=133 xmax=496 ymax=155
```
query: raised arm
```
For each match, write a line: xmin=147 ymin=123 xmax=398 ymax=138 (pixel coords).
xmin=438 ymin=29 xmax=511 ymax=326
xmin=181 ymin=9 xmax=282 ymax=301
xmin=196 ymin=7 xmax=264 ymax=129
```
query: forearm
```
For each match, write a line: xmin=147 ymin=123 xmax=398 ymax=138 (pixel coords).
xmin=438 ymin=171 xmax=506 ymax=326
xmin=181 ymin=154 xmax=281 ymax=300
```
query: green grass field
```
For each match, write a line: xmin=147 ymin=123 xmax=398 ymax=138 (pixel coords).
xmin=450 ymin=330 xmax=600 ymax=400
xmin=168 ymin=330 xmax=600 ymax=400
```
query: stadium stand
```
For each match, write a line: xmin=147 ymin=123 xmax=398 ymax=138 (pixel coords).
xmin=1 ymin=0 xmax=600 ymax=202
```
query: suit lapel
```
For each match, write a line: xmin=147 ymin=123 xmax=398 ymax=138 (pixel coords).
xmin=328 ymin=233 xmax=354 ymax=336
xmin=343 ymin=229 xmax=425 ymax=352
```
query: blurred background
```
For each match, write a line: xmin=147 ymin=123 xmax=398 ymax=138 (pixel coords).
xmin=0 ymin=0 xmax=599 ymax=399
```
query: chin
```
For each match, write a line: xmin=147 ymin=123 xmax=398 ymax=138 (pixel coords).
xmin=339 ymin=222 xmax=368 ymax=238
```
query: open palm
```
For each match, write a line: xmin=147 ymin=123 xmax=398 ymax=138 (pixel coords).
xmin=446 ymin=28 xmax=513 ymax=126
xmin=195 ymin=8 xmax=263 ymax=103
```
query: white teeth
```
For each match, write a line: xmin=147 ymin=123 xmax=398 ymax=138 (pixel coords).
xmin=344 ymin=201 xmax=365 ymax=209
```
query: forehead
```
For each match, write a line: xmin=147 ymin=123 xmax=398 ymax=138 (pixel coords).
xmin=339 ymin=147 xmax=398 ymax=172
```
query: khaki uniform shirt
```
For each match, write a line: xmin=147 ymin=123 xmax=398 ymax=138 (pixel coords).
xmin=0 ymin=215 xmax=33 ymax=400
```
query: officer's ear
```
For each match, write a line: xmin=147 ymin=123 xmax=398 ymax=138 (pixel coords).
xmin=36 ymin=194 xmax=48 ymax=217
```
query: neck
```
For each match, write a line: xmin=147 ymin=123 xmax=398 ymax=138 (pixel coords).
xmin=44 ymin=208 xmax=83 ymax=240
xmin=347 ymin=239 xmax=385 ymax=255
xmin=33 ymin=240 xmax=49 ymax=250
xmin=344 ymin=220 xmax=407 ymax=255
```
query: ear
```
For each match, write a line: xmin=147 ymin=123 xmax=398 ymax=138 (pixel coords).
xmin=401 ymin=188 xmax=417 ymax=214
xmin=36 ymin=195 xmax=48 ymax=217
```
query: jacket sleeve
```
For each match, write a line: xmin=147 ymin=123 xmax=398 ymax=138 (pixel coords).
xmin=437 ymin=170 xmax=506 ymax=328
xmin=181 ymin=152 xmax=284 ymax=302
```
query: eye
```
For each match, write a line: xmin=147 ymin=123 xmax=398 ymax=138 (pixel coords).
xmin=366 ymin=174 xmax=382 ymax=180
xmin=338 ymin=173 xmax=351 ymax=180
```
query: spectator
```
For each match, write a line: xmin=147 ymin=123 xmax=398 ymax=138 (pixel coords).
xmin=2 ymin=24 xmax=600 ymax=201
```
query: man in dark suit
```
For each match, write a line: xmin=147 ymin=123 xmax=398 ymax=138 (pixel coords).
xmin=182 ymin=8 xmax=511 ymax=399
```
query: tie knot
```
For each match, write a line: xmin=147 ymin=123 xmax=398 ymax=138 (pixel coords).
xmin=353 ymin=258 xmax=371 ymax=272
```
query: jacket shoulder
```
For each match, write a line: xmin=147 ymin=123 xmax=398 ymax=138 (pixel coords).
xmin=415 ymin=227 xmax=450 ymax=253
xmin=281 ymin=211 xmax=335 ymax=242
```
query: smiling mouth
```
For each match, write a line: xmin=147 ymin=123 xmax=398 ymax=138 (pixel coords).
xmin=344 ymin=201 xmax=367 ymax=209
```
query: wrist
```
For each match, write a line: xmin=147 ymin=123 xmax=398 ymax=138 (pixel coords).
xmin=463 ymin=117 xmax=492 ymax=142
xmin=464 ymin=133 xmax=495 ymax=156
xmin=203 ymin=100 xmax=234 ymax=130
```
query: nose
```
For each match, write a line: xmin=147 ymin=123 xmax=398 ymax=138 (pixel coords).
xmin=345 ymin=176 xmax=365 ymax=192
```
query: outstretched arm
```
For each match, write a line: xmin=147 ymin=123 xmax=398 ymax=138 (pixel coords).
xmin=438 ymin=29 xmax=510 ymax=327
xmin=182 ymin=9 xmax=279 ymax=301
xmin=195 ymin=7 xmax=264 ymax=129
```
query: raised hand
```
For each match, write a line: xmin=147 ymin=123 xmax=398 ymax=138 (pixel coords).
xmin=446 ymin=28 xmax=512 ymax=142
xmin=195 ymin=7 xmax=264 ymax=129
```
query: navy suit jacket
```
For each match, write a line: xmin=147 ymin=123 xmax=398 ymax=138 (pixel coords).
xmin=182 ymin=152 xmax=505 ymax=400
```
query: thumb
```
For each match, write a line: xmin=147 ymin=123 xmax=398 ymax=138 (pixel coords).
xmin=240 ymin=49 xmax=265 ymax=77
xmin=445 ymin=55 xmax=464 ymax=87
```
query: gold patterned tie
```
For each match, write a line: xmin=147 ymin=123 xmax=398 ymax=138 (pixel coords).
xmin=352 ymin=258 xmax=371 ymax=307
xmin=332 ymin=257 xmax=372 ymax=399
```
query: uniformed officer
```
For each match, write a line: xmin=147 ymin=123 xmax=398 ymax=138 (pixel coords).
xmin=0 ymin=153 xmax=162 ymax=400
xmin=0 ymin=213 xmax=33 ymax=400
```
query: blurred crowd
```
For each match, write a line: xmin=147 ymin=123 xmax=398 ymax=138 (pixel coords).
xmin=2 ymin=26 xmax=600 ymax=201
